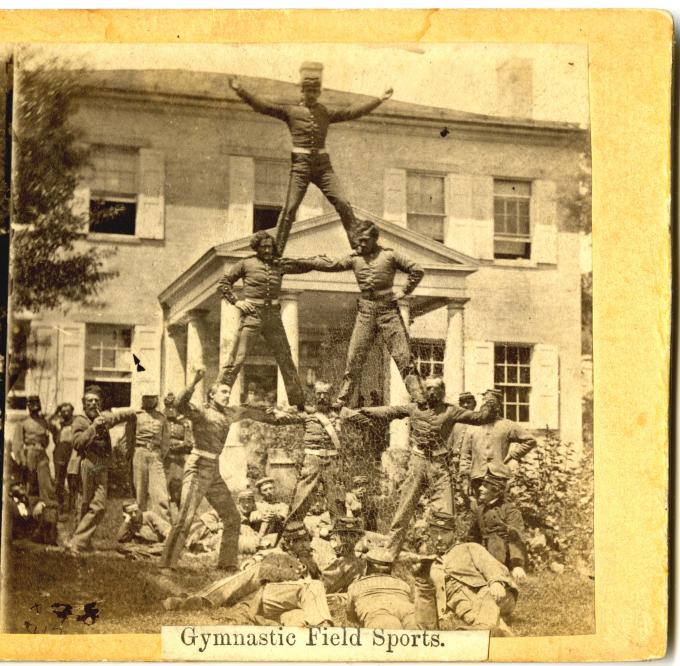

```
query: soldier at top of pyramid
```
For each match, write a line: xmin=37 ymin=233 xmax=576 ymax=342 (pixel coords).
xmin=229 ymin=62 xmax=393 ymax=254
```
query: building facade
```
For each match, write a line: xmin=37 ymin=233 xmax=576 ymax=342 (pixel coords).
xmin=7 ymin=69 xmax=588 ymax=454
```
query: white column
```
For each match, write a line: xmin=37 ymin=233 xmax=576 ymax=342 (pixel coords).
xmin=444 ymin=299 xmax=468 ymax=402
xmin=220 ymin=298 xmax=246 ymax=487
xmin=163 ymin=324 xmax=186 ymax=396
xmin=389 ymin=300 xmax=411 ymax=449
xmin=186 ymin=309 xmax=207 ymax=402
xmin=277 ymin=293 xmax=299 ymax=406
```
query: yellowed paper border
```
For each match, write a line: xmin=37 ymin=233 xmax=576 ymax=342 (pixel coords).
xmin=0 ymin=8 xmax=671 ymax=662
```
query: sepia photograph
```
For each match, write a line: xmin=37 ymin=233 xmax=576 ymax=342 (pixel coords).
xmin=0 ymin=36 xmax=597 ymax=643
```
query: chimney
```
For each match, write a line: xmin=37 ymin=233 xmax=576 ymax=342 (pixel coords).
xmin=496 ymin=58 xmax=533 ymax=119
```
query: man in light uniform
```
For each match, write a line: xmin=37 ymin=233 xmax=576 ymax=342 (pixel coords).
xmin=420 ymin=511 xmax=518 ymax=635
xmin=459 ymin=388 xmax=537 ymax=500
xmin=254 ymin=476 xmax=289 ymax=537
xmin=266 ymin=381 xmax=370 ymax=524
xmin=126 ymin=393 xmax=171 ymax=523
xmin=163 ymin=521 xmax=333 ymax=628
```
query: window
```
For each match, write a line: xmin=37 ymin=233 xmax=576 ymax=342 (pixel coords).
xmin=7 ymin=320 xmax=30 ymax=410
xmin=254 ymin=160 xmax=288 ymax=232
xmin=494 ymin=179 xmax=531 ymax=259
xmin=494 ymin=343 xmax=531 ymax=422
xmin=407 ymin=172 xmax=445 ymax=242
xmin=413 ymin=339 xmax=444 ymax=378
xmin=85 ymin=324 xmax=133 ymax=408
xmin=89 ymin=147 xmax=138 ymax=235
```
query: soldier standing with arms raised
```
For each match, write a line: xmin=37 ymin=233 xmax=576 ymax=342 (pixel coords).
xmin=229 ymin=62 xmax=392 ymax=253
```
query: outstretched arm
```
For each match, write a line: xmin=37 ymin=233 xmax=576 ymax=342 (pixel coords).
xmin=229 ymin=77 xmax=288 ymax=122
xmin=328 ymin=88 xmax=393 ymax=123
xmin=446 ymin=400 xmax=495 ymax=426
xmin=174 ymin=368 xmax=206 ymax=420
xmin=278 ymin=255 xmax=352 ymax=274
xmin=359 ymin=404 xmax=413 ymax=422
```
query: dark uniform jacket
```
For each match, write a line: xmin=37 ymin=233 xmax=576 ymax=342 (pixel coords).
xmin=218 ymin=256 xmax=325 ymax=305
xmin=234 ymin=86 xmax=384 ymax=150
xmin=49 ymin=420 xmax=75 ymax=467
xmin=268 ymin=407 xmax=361 ymax=451
xmin=72 ymin=409 xmax=136 ymax=464
xmin=362 ymin=402 xmax=494 ymax=455
xmin=470 ymin=497 xmax=526 ymax=570
xmin=166 ymin=415 xmax=193 ymax=455
xmin=175 ymin=386 xmax=275 ymax=456
xmin=308 ymin=248 xmax=424 ymax=298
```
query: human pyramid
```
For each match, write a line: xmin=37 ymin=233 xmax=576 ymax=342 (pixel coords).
xmin=12 ymin=62 xmax=538 ymax=635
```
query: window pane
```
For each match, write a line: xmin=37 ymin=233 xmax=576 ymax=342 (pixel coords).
xmin=432 ymin=345 xmax=444 ymax=362
xmin=520 ymin=366 xmax=531 ymax=384
xmin=518 ymin=404 xmax=530 ymax=422
xmin=494 ymin=239 xmax=531 ymax=259
xmin=507 ymin=346 xmax=518 ymax=364
xmin=494 ymin=365 xmax=504 ymax=383
xmin=420 ymin=365 xmax=431 ymax=377
xmin=407 ymin=214 xmax=444 ymax=241
xmin=506 ymin=366 xmax=518 ymax=383
xmin=433 ymin=363 xmax=443 ymax=376
xmin=506 ymin=404 xmax=518 ymax=421
xmin=504 ymin=386 xmax=517 ymax=402
xmin=519 ymin=346 xmax=531 ymax=364
xmin=89 ymin=200 xmax=137 ymax=236
xmin=518 ymin=387 xmax=531 ymax=404
xmin=495 ymin=345 xmax=505 ymax=363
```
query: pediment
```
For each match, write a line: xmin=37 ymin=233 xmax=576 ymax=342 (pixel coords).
xmin=214 ymin=207 xmax=479 ymax=268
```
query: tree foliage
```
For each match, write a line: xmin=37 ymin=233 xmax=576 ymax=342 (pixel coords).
xmin=11 ymin=62 xmax=116 ymax=312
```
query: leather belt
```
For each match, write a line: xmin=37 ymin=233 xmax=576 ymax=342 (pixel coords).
xmin=304 ymin=448 xmax=338 ymax=458
xmin=359 ymin=288 xmax=394 ymax=302
xmin=191 ymin=448 xmax=218 ymax=460
xmin=246 ymin=298 xmax=280 ymax=307
xmin=292 ymin=147 xmax=327 ymax=155
xmin=412 ymin=447 xmax=448 ymax=458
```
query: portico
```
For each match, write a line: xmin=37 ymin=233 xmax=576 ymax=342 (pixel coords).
xmin=158 ymin=209 xmax=479 ymax=449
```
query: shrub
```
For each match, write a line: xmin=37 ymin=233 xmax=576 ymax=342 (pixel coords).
xmin=509 ymin=430 xmax=594 ymax=571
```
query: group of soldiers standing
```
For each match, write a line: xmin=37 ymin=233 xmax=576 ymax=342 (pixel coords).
xmin=9 ymin=61 xmax=541 ymax=635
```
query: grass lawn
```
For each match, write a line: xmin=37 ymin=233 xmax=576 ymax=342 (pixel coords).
xmin=6 ymin=497 xmax=595 ymax=637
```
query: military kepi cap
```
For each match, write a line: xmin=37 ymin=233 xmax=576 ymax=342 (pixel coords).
xmin=255 ymin=476 xmax=275 ymax=489
xmin=481 ymin=474 xmax=507 ymax=490
xmin=238 ymin=489 xmax=255 ymax=500
xmin=352 ymin=475 xmax=369 ymax=486
xmin=428 ymin=511 xmax=456 ymax=531
xmin=300 ymin=61 xmax=323 ymax=86
xmin=331 ymin=516 xmax=364 ymax=535
xmin=282 ymin=521 xmax=309 ymax=540
xmin=458 ymin=392 xmax=475 ymax=401
xmin=365 ymin=547 xmax=395 ymax=565
xmin=484 ymin=388 xmax=504 ymax=401
xmin=84 ymin=385 xmax=103 ymax=398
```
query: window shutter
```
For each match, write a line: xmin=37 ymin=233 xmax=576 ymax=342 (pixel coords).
xmin=531 ymin=179 xmax=557 ymax=264
xmin=464 ymin=340 xmax=494 ymax=398
xmin=383 ymin=168 xmax=407 ymax=226
xmin=57 ymin=323 xmax=86 ymax=408
xmin=25 ymin=322 xmax=58 ymax=410
xmin=131 ymin=326 xmax=161 ymax=406
xmin=71 ymin=185 xmax=90 ymax=235
xmin=471 ymin=175 xmax=495 ymax=260
xmin=445 ymin=173 xmax=476 ymax=256
xmin=228 ymin=155 xmax=255 ymax=238
xmin=136 ymin=149 xmax=165 ymax=240
xmin=530 ymin=343 xmax=559 ymax=429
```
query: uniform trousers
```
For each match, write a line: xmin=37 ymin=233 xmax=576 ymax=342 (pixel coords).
xmin=71 ymin=457 xmax=108 ymax=551
xmin=132 ymin=448 xmax=171 ymax=522
xmin=286 ymin=453 xmax=346 ymax=524
xmin=219 ymin=304 xmax=305 ymax=408
xmin=448 ymin=582 xmax=517 ymax=629
xmin=386 ymin=452 xmax=454 ymax=558
xmin=195 ymin=563 xmax=332 ymax=626
xmin=161 ymin=454 xmax=240 ymax=570
xmin=164 ymin=452 xmax=187 ymax=508
xmin=275 ymin=152 xmax=356 ymax=253
xmin=339 ymin=300 xmax=424 ymax=405
xmin=24 ymin=447 xmax=57 ymax=506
